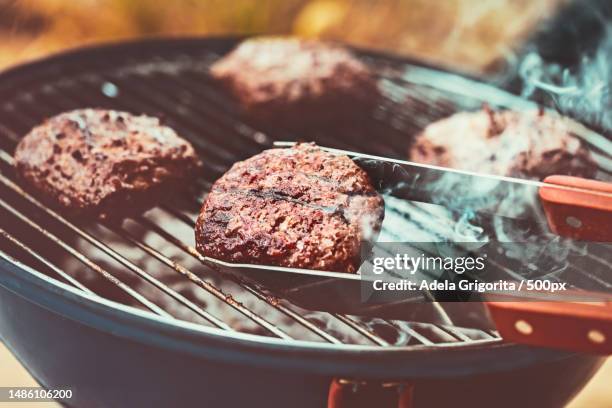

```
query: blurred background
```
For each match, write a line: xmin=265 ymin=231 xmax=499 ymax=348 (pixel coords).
xmin=0 ymin=0 xmax=609 ymax=407
xmin=0 ymin=0 xmax=568 ymax=74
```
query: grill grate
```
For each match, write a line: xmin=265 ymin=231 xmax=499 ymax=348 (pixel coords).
xmin=0 ymin=39 xmax=609 ymax=349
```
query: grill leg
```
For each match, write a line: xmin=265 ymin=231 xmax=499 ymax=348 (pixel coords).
xmin=328 ymin=378 xmax=414 ymax=408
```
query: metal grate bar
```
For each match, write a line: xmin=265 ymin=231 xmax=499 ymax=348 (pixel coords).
xmin=237 ymin=284 xmax=344 ymax=344
xmin=168 ymin=70 xmax=395 ymax=155
xmin=144 ymin=71 xmax=296 ymax=149
xmin=0 ymin=195 xmax=168 ymax=316
xmin=169 ymin=59 xmax=416 ymax=154
xmin=131 ymin=215 xmax=357 ymax=344
xmin=162 ymin=203 xmax=201 ymax=225
xmin=96 ymin=67 xmax=362 ymax=159
xmin=0 ymin=152 xmax=232 ymax=329
xmin=103 ymin=74 xmax=266 ymax=155
xmin=331 ymin=315 xmax=389 ymax=346
xmin=439 ymin=326 xmax=474 ymax=342
xmin=0 ymin=226 xmax=93 ymax=293
xmin=385 ymin=320 xmax=434 ymax=346
xmin=0 ymin=123 xmax=20 ymax=144
xmin=111 ymin=222 xmax=293 ymax=340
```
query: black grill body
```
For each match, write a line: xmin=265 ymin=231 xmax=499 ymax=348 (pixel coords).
xmin=0 ymin=257 xmax=603 ymax=407
xmin=0 ymin=37 xmax=606 ymax=408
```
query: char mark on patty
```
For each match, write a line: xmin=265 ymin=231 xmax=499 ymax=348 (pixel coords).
xmin=195 ymin=143 xmax=384 ymax=273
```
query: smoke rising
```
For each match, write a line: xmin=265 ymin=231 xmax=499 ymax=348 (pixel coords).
xmin=520 ymin=27 xmax=612 ymax=131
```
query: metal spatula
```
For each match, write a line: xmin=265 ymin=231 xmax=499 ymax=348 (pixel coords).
xmin=200 ymin=143 xmax=612 ymax=354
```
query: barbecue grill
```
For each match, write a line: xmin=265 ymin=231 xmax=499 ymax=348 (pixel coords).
xmin=0 ymin=37 xmax=609 ymax=408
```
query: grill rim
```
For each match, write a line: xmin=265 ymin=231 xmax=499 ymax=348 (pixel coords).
xmin=0 ymin=37 xmax=599 ymax=374
xmin=0 ymin=35 xmax=480 ymax=94
xmin=2 ymin=250 xmax=580 ymax=380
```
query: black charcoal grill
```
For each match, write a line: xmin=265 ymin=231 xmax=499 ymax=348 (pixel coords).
xmin=0 ymin=37 xmax=609 ymax=408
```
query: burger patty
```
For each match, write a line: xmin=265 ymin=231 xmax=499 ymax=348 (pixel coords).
xmin=410 ymin=108 xmax=597 ymax=179
xmin=195 ymin=143 xmax=384 ymax=273
xmin=14 ymin=109 xmax=200 ymax=219
xmin=210 ymin=37 xmax=380 ymax=127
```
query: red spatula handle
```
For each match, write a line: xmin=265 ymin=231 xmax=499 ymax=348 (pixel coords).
xmin=487 ymin=301 xmax=612 ymax=354
xmin=486 ymin=175 xmax=612 ymax=355
xmin=539 ymin=175 xmax=612 ymax=241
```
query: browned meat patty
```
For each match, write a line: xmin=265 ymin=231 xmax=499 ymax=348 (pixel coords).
xmin=195 ymin=143 xmax=384 ymax=273
xmin=410 ymin=108 xmax=597 ymax=179
xmin=14 ymin=109 xmax=200 ymax=219
xmin=210 ymin=37 xmax=380 ymax=127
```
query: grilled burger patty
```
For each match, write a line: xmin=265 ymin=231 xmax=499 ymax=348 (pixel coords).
xmin=195 ymin=143 xmax=384 ymax=273
xmin=14 ymin=109 xmax=200 ymax=219
xmin=410 ymin=108 xmax=597 ymax=179
xmin=210 ymin=37 xmax=380 ymax=127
